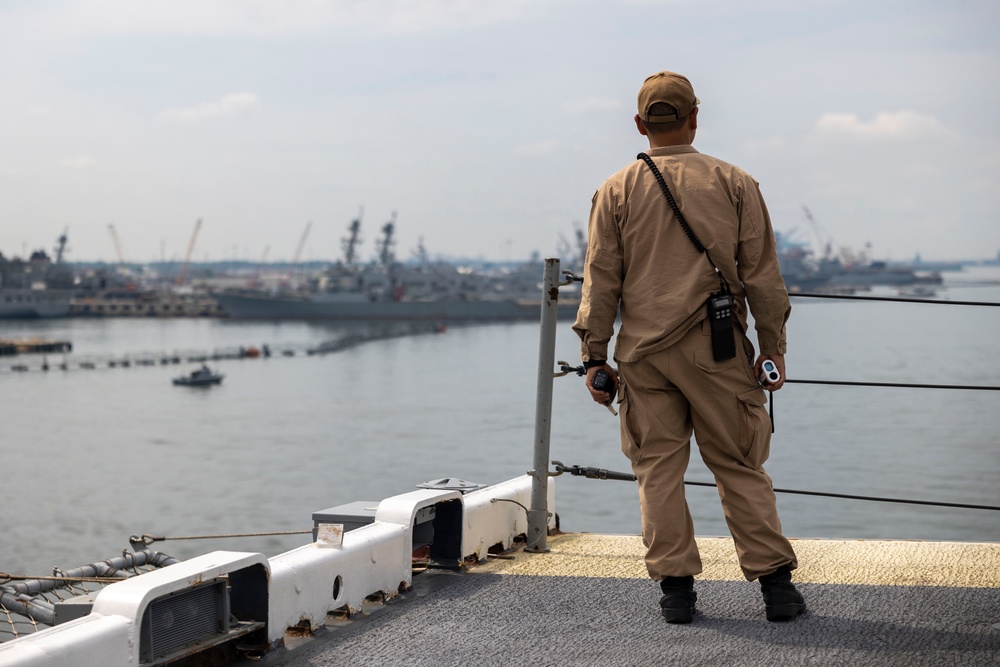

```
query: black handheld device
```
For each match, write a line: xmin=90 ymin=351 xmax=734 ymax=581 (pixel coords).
xmin=707 ymin=292 xmax=736 ymax=361
xmin=592 ymin=369 xmax=616 ymax=403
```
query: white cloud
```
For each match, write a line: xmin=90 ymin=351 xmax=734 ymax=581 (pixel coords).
xmin=157 ymin=93 xmax=261 ymax=122
xmin=514 ymin=139 xmax=560 ymax=156
xmin=57 ymin=155 xmax=97 ymax=169
xmin=813 ymin=111 xmax=957 ymax=141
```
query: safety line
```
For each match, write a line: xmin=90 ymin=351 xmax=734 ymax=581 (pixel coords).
xmin=134 ymin=529 xmax=311 ymax=545
xmin=789 ymin=292 xmax=1000 ymax=307
xmin=551 ymin=464 xmax=1000 ymax=511
xmin=686 ymin=480 xmax=1000 ymax=511
xmin=786 ymin=378 xmax=1000 ymax=391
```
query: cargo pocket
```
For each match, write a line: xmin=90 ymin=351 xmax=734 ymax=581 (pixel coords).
xmin=736 ymin=387 xmax=771 ymax=470
xmin=618 ymin=382 xmax=642 ymax=465
xmin=694 ymin=348 xmax=738 ymax=373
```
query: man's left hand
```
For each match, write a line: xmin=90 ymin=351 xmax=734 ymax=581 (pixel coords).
xmin=754 ymin=354 xmax=785 ymax=391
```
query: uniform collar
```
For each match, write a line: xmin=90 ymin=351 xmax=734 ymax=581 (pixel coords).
xmin=644 ymin=144 xmax=699 ymax=156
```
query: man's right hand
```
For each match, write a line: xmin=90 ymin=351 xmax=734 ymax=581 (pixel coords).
xmin=586 ymin=364 xmax=619 ymax=405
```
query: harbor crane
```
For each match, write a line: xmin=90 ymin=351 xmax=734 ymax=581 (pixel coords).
xmin=802 ymin=206 xmax=835 ymax=261
xmin=176 ymin=218 xmax=203 ymax=286
xmin=107 ymin=224 xmax=126 ymax=271
xmin=250 ymin=244 xmax=270 ymax=288
xmin=292 ymin=221 xmax=312 ymax=267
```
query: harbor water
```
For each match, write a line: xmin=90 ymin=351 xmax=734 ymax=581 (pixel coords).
xmin=1 ymin=267 xmax=998 ymax=576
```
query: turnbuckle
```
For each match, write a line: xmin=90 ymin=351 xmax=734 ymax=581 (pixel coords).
xmin=554 ymin=360 xmax=586 ymax=378
xmin=561 ymin=270 xmax=583 ymax=286
xmin=551 ymin=460 xmax=637 ymax=482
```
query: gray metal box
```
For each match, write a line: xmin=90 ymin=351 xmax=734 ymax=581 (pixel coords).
xmin=53 ymin=590 xmax=101 ymax=625
xmin=311 ymin=501 xmax=379 ymax=541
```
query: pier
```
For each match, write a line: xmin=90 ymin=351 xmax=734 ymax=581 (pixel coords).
xmin=0 ymin=339 xmax=72 ymax=356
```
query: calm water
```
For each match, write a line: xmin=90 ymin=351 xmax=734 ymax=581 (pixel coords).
xmin=2 ymin=267 xmax=998 ymax=575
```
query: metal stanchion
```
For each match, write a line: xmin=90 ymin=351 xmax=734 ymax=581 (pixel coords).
xmin=525 ymin=258 xmax=561 ymax=552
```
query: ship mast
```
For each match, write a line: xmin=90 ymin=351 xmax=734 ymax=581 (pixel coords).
xmin=54 ymin=229 xmax=69 ymax=264
xmin=376 ymin=211 xmax=397 ymax=268
xmin=341 ymin=207 xmax=363 ymax=269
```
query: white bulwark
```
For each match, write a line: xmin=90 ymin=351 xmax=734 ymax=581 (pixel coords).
xmin=0 ymin=475 xmax=555 ymax=667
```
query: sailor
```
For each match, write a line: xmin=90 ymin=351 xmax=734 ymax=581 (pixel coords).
xmin=573 ymin=71 xmax=805 ymax=623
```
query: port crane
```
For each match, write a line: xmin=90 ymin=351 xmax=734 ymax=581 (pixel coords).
xmin=802 ymin=206 xmax=836 ymax=261
xmin=292 ymin=221 xmax=312 ymax=267
xmin=176 ymin=218 xmax=203 ymax=286
xmin=107 ymin=224 xmax=126 ymax=271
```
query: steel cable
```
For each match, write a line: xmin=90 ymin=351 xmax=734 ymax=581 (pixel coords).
xmin=789 ymin=292 xmax=1000 ymax=307
xmin=551 ymin=463 xmax=1000 ymax=511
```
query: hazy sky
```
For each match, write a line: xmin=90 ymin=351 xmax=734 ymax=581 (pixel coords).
xmin=1 ymin=0 xmax=998 ymax=265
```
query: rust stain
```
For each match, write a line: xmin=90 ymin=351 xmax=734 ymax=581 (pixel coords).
xmin=285 ymin=619 xmax=313 ymax=638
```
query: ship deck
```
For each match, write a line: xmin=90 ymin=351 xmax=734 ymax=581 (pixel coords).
xmin=245 ymin=533 xmax=1000 ymax=667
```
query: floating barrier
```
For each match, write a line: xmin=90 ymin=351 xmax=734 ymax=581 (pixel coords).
xmin=0 ymin=323 xmax=448 ymax=374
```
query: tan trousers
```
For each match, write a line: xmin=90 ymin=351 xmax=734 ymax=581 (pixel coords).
xmin=617 ymin=319 xmax=798 ymax=581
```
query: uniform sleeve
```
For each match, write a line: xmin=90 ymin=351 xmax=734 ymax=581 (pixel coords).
xmin=736 ymin=176 xmax=790 ymax=355
xmin=572 ymin=182 xmax=624 ymax=362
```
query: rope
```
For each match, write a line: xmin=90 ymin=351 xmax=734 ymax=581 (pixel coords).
xmin=134 ymin=530 xmax=311 ymax=545
xmin=789 ymin=292 xmax=1000 ymax=307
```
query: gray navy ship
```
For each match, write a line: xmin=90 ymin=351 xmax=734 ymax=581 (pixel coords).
xmin=214 ymin=214 xmax=583 ymax=321
xmin=0 ymin=232 xmax=75 ymax=319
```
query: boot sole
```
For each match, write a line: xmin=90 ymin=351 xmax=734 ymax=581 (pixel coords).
xmin=661 ymin=607 xmax=695 ymax=624
xmin=765 ymin=602 xmax=806 ymax=622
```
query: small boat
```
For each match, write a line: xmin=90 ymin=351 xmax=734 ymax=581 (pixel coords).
xmin=172 ymin=364 xmax=224 ymax=387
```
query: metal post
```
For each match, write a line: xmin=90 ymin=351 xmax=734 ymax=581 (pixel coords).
xmin=526 ymin=258 xmax=561 ymax=552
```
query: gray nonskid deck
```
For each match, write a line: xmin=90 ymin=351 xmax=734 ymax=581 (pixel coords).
xmin=254 ymin=570 xmax=999 ymax=667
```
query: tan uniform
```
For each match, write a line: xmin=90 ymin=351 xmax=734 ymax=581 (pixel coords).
xmin=573 ymin=144 xmax=798 ymax=581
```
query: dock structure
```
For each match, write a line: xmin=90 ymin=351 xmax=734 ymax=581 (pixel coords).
xmin=68 ymin=294 xmax=223 ymax=318
xmin=0 ymin=339 xmax=72 ymax=356
xmin=260 ymin=534 xmax=1000 ymax=667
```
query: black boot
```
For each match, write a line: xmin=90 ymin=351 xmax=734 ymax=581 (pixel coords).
xmin=659 ymin=576 xmax=696 ymax=624
xmin=759 ymin=565 xmax=806 ymax=621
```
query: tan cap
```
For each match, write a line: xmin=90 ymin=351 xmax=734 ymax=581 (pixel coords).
xmin=637 ymin=71 xmax=699 ymax=122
